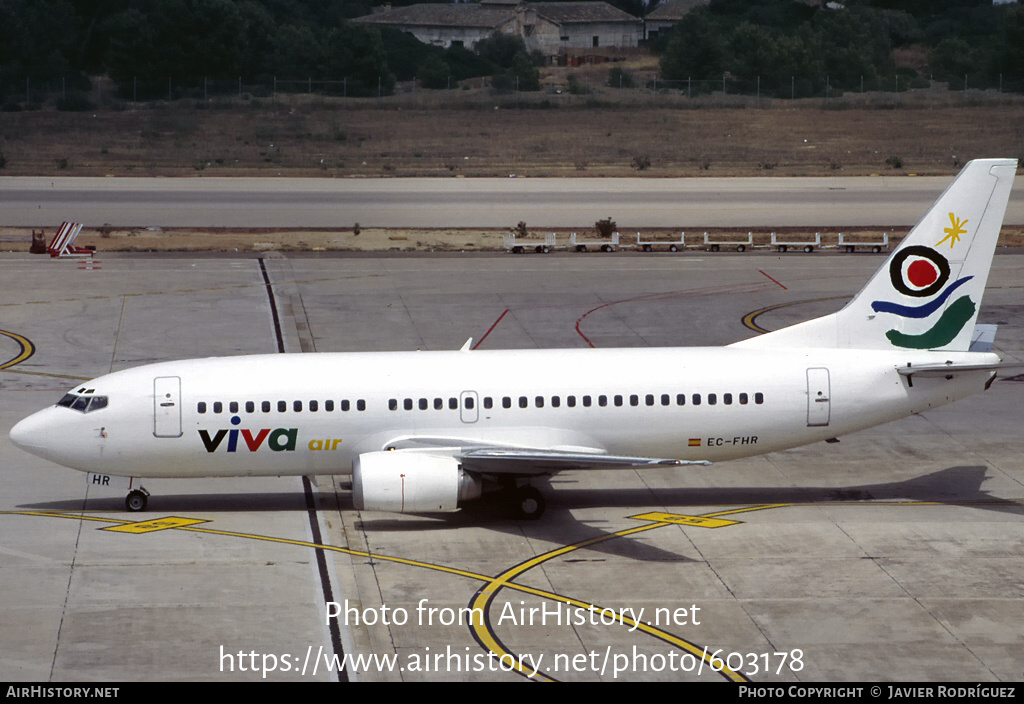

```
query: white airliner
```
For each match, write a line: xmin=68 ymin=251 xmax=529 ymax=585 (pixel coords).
xmin=9 ymin=158 xmax=1020 ymax=518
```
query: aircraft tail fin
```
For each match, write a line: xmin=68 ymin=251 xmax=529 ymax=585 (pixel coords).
xmin=733 ymin=158 xmax=1017 ymax=351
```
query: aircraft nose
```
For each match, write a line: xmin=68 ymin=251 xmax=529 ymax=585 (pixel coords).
xmin=9 ymin=409 xmax=53 ymax=454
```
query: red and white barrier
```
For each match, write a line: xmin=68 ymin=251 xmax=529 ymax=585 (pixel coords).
xmin=48 ymin=222 xmax=93 ymax=257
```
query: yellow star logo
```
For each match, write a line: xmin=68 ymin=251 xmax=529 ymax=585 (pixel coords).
xmin=936 ymin=212 xmax=967 ymax=249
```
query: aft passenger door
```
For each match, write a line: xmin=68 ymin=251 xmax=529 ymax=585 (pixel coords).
xmin=153 ymin=376 xmax=182 ymax=437
xmin=806 ymin=368 xmax=831 ymax=427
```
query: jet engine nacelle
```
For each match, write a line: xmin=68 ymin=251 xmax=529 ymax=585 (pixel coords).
xmin=352 ymin=450 xmax=483 ymax=513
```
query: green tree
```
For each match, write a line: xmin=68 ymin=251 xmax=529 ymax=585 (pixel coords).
xmin=418 ymin=54 xmax=451 ymax=89
xmin=0 ymin=0 xmax=83 ymax=89
xmin=320 ymin=23 xmax=395 ymax=96
xmin=102 ymin=0 xmax=246 ymax=83
xmin=659 ymin=7 xmax=726 ymax=80
xmin=474 ymin=33 xmax=528 ymax=70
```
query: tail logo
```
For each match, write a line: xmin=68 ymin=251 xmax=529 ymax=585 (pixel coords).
xmin=935 ymin=212 xmax=968 ymax=249
xmin=872 ymin=219 xmax=975 ymax=349
xmin=887 ymin=245 xmax=950 ymax=298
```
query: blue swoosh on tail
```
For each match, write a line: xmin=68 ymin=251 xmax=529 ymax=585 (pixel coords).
xmin=871 ymin=276 xmax=973 ymax=318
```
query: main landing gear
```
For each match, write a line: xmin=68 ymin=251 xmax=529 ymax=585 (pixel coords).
xmin=505 ymin=483 xmax=546 ymax=520
xmin=125 ymin=487 xmax=150 ymax=512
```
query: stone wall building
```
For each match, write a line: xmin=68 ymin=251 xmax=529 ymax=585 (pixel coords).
xmin=354 ymin=0 xmax=643 ymax=55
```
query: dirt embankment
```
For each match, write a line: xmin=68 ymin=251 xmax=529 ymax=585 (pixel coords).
xmin=5 ymin=225 xmax=1024 ymax=254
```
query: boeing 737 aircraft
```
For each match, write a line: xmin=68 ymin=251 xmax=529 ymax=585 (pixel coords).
xmin=9 ymin=158 xmax=1019 ymax=518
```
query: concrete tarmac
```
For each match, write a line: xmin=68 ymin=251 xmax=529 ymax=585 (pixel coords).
xmin=2 ymin=175 xmax=1023 ymax=229
xmin=1 ymin=250 xmax=1022 ymax=682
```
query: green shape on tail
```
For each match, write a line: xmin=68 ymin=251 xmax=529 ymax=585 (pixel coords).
xmin=885 ymin=296 xmax=976 ymax=349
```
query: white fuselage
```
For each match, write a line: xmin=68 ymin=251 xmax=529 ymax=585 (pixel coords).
xmin=10 ymin=346 xmax=998 ymax=479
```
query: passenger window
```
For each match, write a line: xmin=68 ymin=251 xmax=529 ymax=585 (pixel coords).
xmin=708 ymin=393 xmax=717 ymax=406
xmin=676 ymin=394 xmax=685 ymax=406
xmin=692 ymin=394 xmax=701 ymax=406
xmin=484 ymin=397 xmax=493 ymax=409
xmin=599 ymin=395 xmax=607 ymax=407
xmin=465 ymin=397 xmax=475 ymax=410
xmin=198 ymin=402 xmax=207 ymax=414
xmin=245 ymin=401 xmax=255 ymax=413
xmin=404 ymin=399 xmax=413 ymax=411
xmin=325 ymin=400 xmax=335 ymax=412
xmin=342 ymin=400 xmax=350 ymax=412
xmin=357 ymin=400 xmax=365 ymax=411
xmin=262 ymin=401 xmax=271 ymax=413
xmin=614 ymin=395 xmax=623 ymax=407
xmin=419 ymin=398 xmax=428 ymax=410
xmin=389 ymin=399 xmax=398 ymax=411
xmin=294 ymin=400 xmax=303 ymax=412
xmin=661 ymin=394 xmax=670 ymax=406
xmin=724 ymin=393 xmax=732 ymax=405
xmin=229 ymin=401 xmax=238 ymax=413
xmin=755 ymin=392 xmax=764 ymax=405
xmin=278 ymin=401 xmax=287 ymax=412
xmin=310 ymin=400 xmax=318 ymax=412
xmin=213 ymin=402 xmax=223 ymax=414
xmin=503 ymin=397 xmax=511 ymax=409
xmin=519 ymin=396 xmax=528 ymax=408
xmin=567 ymin=396 xmax=576 ymax=407
xmin=551 ymin=396 xmax=560 ymax=408
xmin=646 ymin=394 xmax=655 ymax=406
xmin=449 ymin=398 xmax=458 ymax=410
xmin=434 ymin=398 xmax=444 ymax=410
xmin=583 ymin=395 xmax=592 ymax=407
xmin=629 ymin=394 xmax=639 ymax=406
xmin=739 ymin=393 xmax=748 ymax=405
xmin=535 ymin=396 xmax=544 ymax=408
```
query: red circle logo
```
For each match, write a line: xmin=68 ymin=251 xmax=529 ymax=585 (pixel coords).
xmin=906 ymin=259 xmax=938 ymax=288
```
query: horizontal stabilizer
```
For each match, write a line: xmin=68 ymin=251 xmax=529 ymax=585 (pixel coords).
xmin=897 ymin=361 xmax=1024 ymax=378
xmin=969 ymin=324 xmax=997 ymax=352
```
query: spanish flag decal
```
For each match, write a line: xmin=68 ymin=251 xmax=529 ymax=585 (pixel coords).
xmin=688 ymin=438 xmax=701 ymax=447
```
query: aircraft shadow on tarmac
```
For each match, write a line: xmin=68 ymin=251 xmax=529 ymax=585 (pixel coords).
xmin=19 ymin=465 xmax=1021 ymax=564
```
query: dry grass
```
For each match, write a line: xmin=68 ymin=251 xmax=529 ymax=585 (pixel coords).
xmin=4 ymin=224 xmax=1023 ymax=254
xmin=1 ymin=94 xmax=1022 ymax=178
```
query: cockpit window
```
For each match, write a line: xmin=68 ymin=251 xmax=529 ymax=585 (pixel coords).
xmin=56 ymin=393 xmax=109 ymax=414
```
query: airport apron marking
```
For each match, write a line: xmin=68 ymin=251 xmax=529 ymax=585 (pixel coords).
xmin=102 ymin=516 xmax=210 ymax=533
xmin=0 ymin=329 xmax=36 ymax=369
xmin=2 ymin=507 xmax=770 ymax=682
xmin=742 ymin=297 xmax=851 ymax=335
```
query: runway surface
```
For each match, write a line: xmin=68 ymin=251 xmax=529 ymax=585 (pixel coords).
xmin=1 ymin=250 xmax=1022 ymax=682
xmin=3 ymin=175 xmax=1024 ymax=229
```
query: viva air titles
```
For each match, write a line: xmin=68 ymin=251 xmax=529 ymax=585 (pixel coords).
xmin=198 ymin=415 xmax=340 ymax=453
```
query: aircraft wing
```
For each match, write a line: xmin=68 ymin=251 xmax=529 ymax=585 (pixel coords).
xmin=459 ymin=448 xmax=709 ymax=475
xmin=378 ymin=434 xmax=709 ymax=476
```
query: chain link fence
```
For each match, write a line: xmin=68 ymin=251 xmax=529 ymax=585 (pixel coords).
xmin=3 ymin=72 xmax=1023 ymax=112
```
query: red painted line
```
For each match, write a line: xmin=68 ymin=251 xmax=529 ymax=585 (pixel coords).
xmin=473 ymin=308 xmax=509 ymax=350
xmin=758 ymin=269 xmax=787 ymax=290
xmin=574 ymin=304 xmax=608 ymax=348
